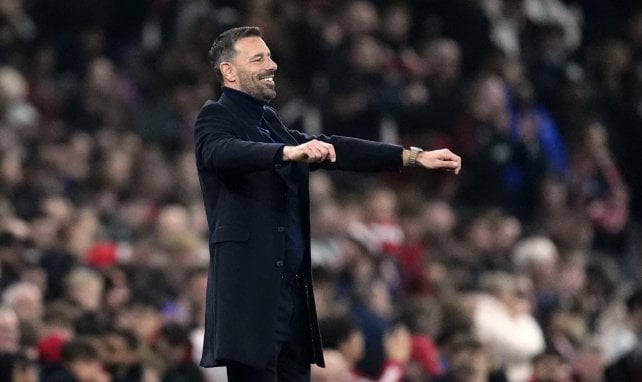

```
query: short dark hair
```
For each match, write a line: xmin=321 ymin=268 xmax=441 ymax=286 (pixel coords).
xmin=106 ymin=327 xmax=139 ymax=351
xmin=318 ymin=314 xmax=360 ymax=349
xmin=208 ymin=26 xmax=263 ymax=83
xmin=158 ymin=322 xmax=191 ymax=347
xmin=61 ymin=338 xmax=99 ymax=364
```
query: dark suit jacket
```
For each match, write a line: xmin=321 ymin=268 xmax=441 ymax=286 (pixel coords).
xmin=193 ymin=91 xmax=403 ymax=369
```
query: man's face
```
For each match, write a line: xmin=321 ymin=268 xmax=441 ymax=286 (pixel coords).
xmin=104 ymin=334 xmax=137 ymax=366
xmin=224 ymin=36 xmax=277 ymax=102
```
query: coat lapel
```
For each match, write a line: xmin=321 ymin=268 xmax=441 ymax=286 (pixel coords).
xmin=218 ymin=93 xmax=265 ymax=143
xmin=262 ymin=106 xmax=297 ymax=145
xmin=262 ymin=107 xmax=310 ymax=180
xmin=218 ymin=94 xmax=304 ymax=183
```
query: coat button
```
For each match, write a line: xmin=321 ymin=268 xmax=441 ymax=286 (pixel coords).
xmin=277 ymin=226 xmax=285 ymax=233
xmin=275 ymin=260 xmax=284 ymax=267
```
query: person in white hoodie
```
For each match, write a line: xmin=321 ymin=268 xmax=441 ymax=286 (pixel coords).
xmin=472 ymin=271 xmax=545 ymax=382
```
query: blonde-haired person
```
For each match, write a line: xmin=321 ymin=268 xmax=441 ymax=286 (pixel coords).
xmin=2 ymin=281 xmax=44 ymax=328
xmin=64 ymin=267 xmax=104 ymax=313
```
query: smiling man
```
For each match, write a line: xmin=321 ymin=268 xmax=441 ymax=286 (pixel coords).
xmin=194 ymin=26 xmax=461 ymax=382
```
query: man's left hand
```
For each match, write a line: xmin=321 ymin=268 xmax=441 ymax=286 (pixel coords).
xmin=417 ymin=148 xmax=461 ymax=174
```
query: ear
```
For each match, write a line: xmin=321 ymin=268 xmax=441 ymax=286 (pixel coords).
xmin=220 ymin=62 xmax=236 ymax=83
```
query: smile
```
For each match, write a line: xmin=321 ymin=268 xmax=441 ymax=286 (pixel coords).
xmin=258 ymin=74 xmax=275 ymax=85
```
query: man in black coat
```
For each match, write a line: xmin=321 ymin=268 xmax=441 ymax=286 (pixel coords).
xmin=193 ymin=26 xmax=461 ymax=382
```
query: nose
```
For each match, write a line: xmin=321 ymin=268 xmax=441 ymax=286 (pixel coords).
xmin=267 ymin=56 xmax=277 ymax=71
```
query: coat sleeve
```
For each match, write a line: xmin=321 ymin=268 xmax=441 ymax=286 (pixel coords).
xmin=194 ymin=103 xmax=285 ymax=173
xmin=285 ymin=128 xmax=404 ymax=172
xmin=263 ymin=107 xmax=404 ymax=172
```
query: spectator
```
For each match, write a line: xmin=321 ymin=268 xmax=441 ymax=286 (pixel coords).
xmin=528 ymin=350 xmax=572 ymax=382
xmin=63 ymin=267 xmax=104 ymax=314
xmin=452 ymin=74 xmax=513 ymax=209
xmin=2 ymin=281 xmax=44 ymax=328
xmin=567 ymin=121 xmax=630 ymax=256
xmin=104 ymin=327 xmax=160 ymax=382
xmin=0 ymin=231 xmax=30 ymax=290
xmin=570 ymin=341 xmax=606 ymax=382
xmin=114 ymin=297 xmax=165 ymax=376
xmin=44 ymin=337 xmax=109 ymax=382
xmin=2 ymin=281 xmax=44 ymax=353
xmin=505 ymin=74 xmax=568 ymax=219
xmin=471 ymin=272 xmax=545 ymax=382
xmin=0 ymin=66 xmax=38 ymax=130
xmin=154 ymin=322 xmax=203 ymax=382
xmin=319 ymin=313 xmax=411 ymax=382
xmin=348 ymin=184 xmax=404 ymax=255
xmin=0 ymin=305 xmax=20 ymax=353
xmin=434 ymin=333 xmax=507 ymax=382
xmin=0 ymin=351 xmax=38 ymax=382
xmin=410 ymin=37 xmax=464 ymax=141
xmin=398 ymin=296 xmax=445 ymax=379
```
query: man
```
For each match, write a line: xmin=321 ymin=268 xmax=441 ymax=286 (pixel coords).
xmin=318 ymin=313 xmax=411 ymax=382
xmin=103 ymin=327 xmax=159 ymax=382
xmin=194 ymin=26 xmax=461 ymax=382
xmin=44 ymin=338 xmax=110 ymax=382
xmin=155 ymin=322 xmax=204 ymax=382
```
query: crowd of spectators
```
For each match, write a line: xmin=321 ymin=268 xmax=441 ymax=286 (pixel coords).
xmin=1 ymin=0 xmax=642 ymax=381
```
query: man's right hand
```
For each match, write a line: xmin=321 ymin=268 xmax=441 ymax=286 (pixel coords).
xmin=282 ymin=140 xmax=336 ymax=163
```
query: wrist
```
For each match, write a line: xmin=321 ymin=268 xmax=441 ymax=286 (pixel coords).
xmin=282 ymin=146 xmax=293 ymax=161
xmin=403 ymin=146 xmax=423 ymax=167
xmin=402 ymin=149 xmax=410 ymax=166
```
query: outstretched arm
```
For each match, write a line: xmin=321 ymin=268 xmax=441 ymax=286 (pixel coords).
xmin=267 ymin=106 xmax=461 ymax=173
xmin=281 ymin=134 xmax=461 ymax=175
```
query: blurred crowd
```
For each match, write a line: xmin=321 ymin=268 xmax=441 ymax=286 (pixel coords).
xmin=1 ymin=0 xmax=642 ymax=381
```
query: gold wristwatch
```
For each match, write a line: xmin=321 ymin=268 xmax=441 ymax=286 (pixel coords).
xmin=408 ymin=146 xmax=424 ymax=167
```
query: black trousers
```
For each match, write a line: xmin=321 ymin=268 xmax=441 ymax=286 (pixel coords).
xmin=226 ymin=275 xmax=312 ymax=382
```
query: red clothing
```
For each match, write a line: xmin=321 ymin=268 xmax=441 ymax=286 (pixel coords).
xmin=411 ymin=335 xmax=443 ymax=377
xmin=387 ymin=242 xmax=435 ymax=295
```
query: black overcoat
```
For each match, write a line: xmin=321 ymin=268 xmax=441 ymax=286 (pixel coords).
xmin=193 ymin=91 xmax=403 ymax=369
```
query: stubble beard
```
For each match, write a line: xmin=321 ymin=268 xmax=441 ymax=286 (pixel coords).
xmin=238 ymin=72 xmax=276 ymax=103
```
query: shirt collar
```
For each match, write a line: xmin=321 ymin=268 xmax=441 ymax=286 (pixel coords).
xmin=221 ymin=86 xmax=267 ymax=124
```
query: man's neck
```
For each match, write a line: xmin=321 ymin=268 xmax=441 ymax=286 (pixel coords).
xmin=222 ymin=86 xmax=266 ymax=105
xmin=221 ymin=86 xmax=266 ymax=123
